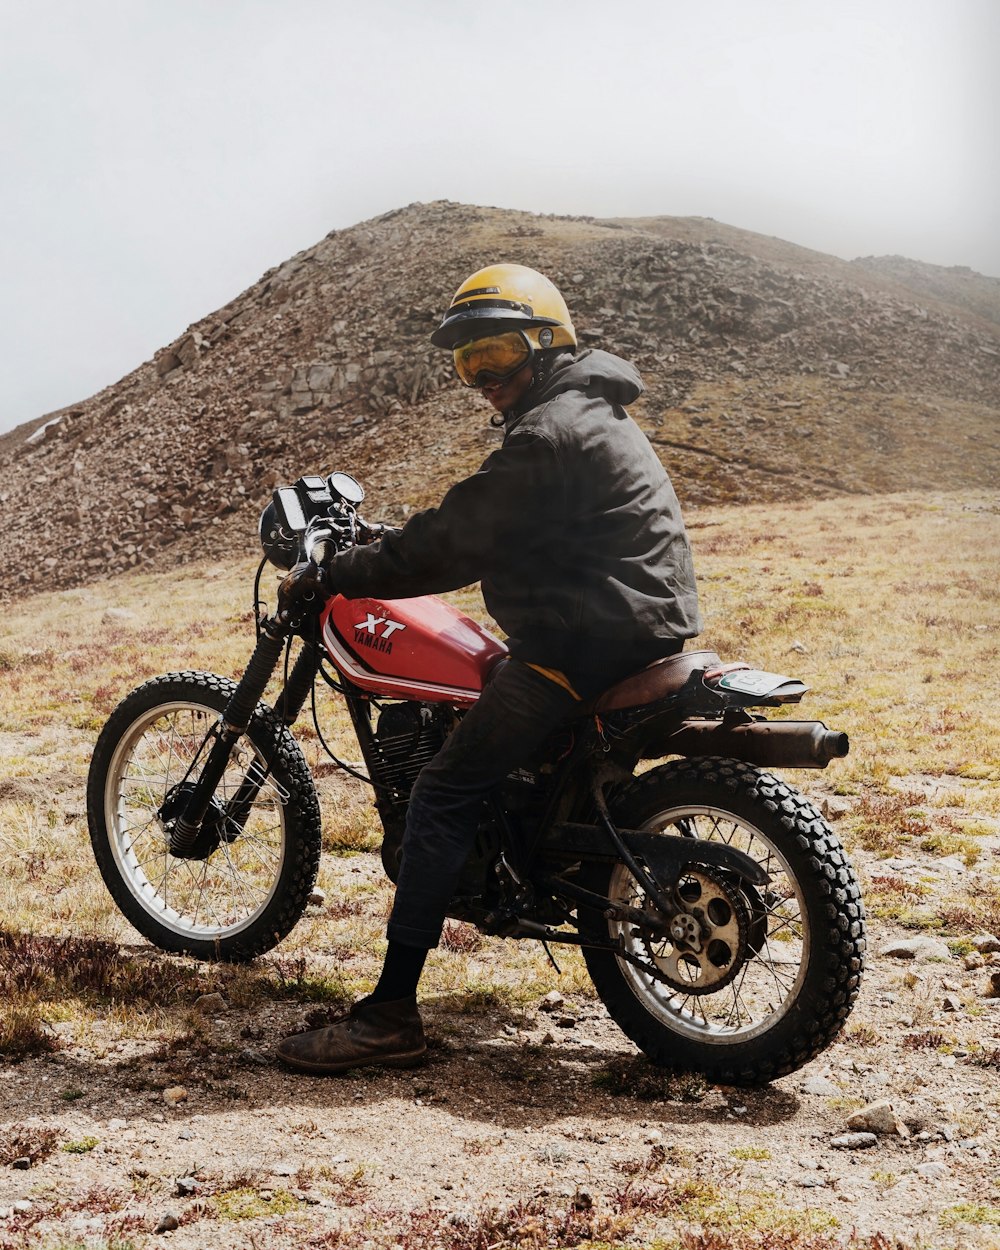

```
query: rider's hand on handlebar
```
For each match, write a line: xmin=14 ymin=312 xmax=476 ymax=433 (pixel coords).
xmin=276 ymin=558 xmax=334 ymax=619
xmin=357 ymin=520 xmax=385 ymax=545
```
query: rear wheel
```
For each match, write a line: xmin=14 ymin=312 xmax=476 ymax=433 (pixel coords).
xmin=87 ymin=671 xmax=322 ymax=961
xmin=579 ymin=757 xmax=865 ymax=1085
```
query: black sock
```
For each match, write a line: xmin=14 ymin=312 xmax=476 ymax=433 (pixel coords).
xmin=366 ymin=941 xmax=429 ymax=1004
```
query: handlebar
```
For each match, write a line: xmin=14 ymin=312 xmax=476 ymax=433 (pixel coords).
xmin=276 ymin=512 xmax=385 ymax=624
xmin=303 ymin=515 xmax=384 ymax=566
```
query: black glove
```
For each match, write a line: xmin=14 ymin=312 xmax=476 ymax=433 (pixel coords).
xmin=357 ymin=520 xmax=386 ymax=545
xmin=276 ymin=559 xmax=333 ymax=620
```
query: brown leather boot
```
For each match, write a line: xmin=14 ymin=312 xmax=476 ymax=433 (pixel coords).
xmin=275 ymin=997 xmax=426 ymax=1074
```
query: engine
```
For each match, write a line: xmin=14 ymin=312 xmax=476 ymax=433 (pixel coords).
xmin=371 ymin=701 xmax=448 ymax=803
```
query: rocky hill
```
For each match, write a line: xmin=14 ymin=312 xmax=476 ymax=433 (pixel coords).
xmin=1 ymin=201 xmax=998 ymax=595
xmin=851 ymin=254 xmax=1000 ymax=330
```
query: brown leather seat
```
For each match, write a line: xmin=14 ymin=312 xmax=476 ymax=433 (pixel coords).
xmin=594 ymin=650 xmax=722 ymax=713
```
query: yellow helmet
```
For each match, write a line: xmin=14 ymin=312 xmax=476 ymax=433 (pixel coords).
xmin=431 ymin=263 xmax=577 ymax=352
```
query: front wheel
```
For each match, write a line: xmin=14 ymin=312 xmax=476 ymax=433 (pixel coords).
xmin=579 ymin=757 xmax=865 ymax=1086
xmin=87 ymin=671 xmax=322 ymax=961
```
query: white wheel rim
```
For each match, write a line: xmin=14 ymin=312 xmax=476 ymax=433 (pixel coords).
xmin=103 ymin=700 xmax=287 ymax=941
xmin=610 ymin=804 xmax=809 ymax=1045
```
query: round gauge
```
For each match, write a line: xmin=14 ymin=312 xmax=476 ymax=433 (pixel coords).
xmin=327 ymin=471 xmax=365 ymax=505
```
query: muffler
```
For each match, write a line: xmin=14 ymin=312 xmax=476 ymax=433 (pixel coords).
xmin=657 ymin=718 xmax=849 ymax=768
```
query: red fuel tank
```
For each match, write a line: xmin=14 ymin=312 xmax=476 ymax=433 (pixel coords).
xmin=320 ymin=595 xmax=508 ymax=704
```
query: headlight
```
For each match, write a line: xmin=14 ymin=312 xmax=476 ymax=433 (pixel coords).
xmin=258 ymin=501 xmax=301 ymax=571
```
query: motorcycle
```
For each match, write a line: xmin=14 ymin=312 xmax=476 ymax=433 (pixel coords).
xmin=87 ymin=470 xmax=865 ymax=1086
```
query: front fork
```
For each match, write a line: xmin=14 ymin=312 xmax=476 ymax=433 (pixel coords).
xmin=167 ymin=620 xmax=322 ymax=857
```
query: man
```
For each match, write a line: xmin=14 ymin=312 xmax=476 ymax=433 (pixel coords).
xmin=277 ymin=264 xmax=701 ymax=1073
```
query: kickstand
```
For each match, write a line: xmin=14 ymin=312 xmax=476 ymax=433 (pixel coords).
xmin=541 ymin=939 xmax=562 ymax=974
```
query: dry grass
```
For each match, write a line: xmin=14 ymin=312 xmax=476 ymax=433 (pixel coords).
xmin=0 ymin=489 xmax=997 ymax=1249
xmin=0 ymin=489 xmax=996 ymax=1019
xmin=0 ymin=1122 xmax=61 ymax=1166
xmin=690 ymin=490 xmax=1000 ymax=788
xmin=0 ymin=1000 xmax=61 ymax=1061
xmin=863 ymin=874 xmax=933 ymax=919
xmin=935 ymin=882 xmax=1000 ymax=937
xmin=642 ymin=375 xmax=1000 ymax=504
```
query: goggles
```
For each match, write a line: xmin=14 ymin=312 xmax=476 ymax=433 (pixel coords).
xmin=453 ymin=331 xmax=532 ymax=388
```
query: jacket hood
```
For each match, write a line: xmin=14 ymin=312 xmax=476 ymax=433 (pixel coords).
xmin=510 ymin=349 xmax=643 ymax=422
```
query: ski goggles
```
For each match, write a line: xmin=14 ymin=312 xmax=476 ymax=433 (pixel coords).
xmin=453 ymin=331 xmax=532 ymax=388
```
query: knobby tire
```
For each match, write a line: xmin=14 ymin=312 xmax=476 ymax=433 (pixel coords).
xmin=579 ymin=756 xmax=865 ymax=1086
xmin=87 ymin=671 xmax=322 ymax=962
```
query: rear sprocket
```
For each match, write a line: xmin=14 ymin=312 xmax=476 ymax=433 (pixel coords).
xmin=632 ymin=865 xmax=750 ymax=996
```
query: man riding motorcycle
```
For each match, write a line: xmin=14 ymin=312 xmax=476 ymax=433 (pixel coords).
xmin=277 ymin=263 xmax=702 ymax=1073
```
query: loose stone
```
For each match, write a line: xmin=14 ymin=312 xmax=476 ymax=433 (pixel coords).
xmin=878 ymin=937 xmax=951 ymax=961
xmin=830 ymin=1132 xmax=878 ymax=1149
xmin=801 ymin=1076 xmax=839 ymax=1095
xmin=846 ymin=1099 xmax=910 ymax=1138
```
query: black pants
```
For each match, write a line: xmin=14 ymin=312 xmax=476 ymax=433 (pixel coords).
xmin=386 ymin=659 xmax=581 ymax=949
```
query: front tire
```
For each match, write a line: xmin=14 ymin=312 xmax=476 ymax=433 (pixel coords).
xmin=579 ymin=757 xmax=865 ymax=1085
xmin=87 ymin=671 xmax=322 ymax=961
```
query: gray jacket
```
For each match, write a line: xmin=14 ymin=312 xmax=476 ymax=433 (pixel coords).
xmin=334 ymin=349 xmax=701 ymax=693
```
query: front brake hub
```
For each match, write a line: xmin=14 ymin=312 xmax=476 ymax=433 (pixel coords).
xmin=638 ymin=866 xmax=750 ymax=995
xmin=158 ymin=783 xmax=228 ymax=861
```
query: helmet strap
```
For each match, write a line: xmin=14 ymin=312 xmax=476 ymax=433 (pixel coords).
xmin=530 ymin=346 xmax=571 ymax=392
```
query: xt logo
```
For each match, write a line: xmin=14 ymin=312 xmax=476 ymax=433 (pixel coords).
xmin=353 ymin=613 xmax=406 ymax=655
xmin=356 ymin=613 xmax=406 ymax=639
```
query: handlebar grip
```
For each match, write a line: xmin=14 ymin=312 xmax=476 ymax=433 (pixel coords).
xmin=310 ymin=538 xmax=334 ymax=567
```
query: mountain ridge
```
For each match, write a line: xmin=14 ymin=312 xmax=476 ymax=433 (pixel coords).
xmin=1 ymin=201 xmax=997 ymax=595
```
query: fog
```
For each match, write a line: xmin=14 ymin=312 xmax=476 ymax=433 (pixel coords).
xmin=1 ymin=0 xmax=997 ymax=433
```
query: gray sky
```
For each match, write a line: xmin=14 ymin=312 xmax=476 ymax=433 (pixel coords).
xmin=1 ymin=0 xmax=997 ymax=434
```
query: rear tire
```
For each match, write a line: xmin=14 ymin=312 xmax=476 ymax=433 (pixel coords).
xmin=579 ymin=757 xmax=865 ymax=1085
xmin=87 ymin=671 xmax=322 ymax=962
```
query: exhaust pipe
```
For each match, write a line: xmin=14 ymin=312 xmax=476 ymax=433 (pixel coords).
xmin=657 ymin=719 xmax=850 ymax=769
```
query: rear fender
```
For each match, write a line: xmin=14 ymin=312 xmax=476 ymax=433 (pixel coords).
xmin=704 ymin=666 xmax=808 ymax=705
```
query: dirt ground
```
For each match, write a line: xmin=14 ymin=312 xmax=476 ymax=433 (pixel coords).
xmin=1 ymin=777 xmax=999 ymax=1250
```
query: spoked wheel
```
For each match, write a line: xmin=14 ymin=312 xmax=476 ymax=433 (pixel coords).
xmin=87 ymin=671 xmax=322 ymax=961
xmin=579 ymin=757 xmax=865 ymax=1085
